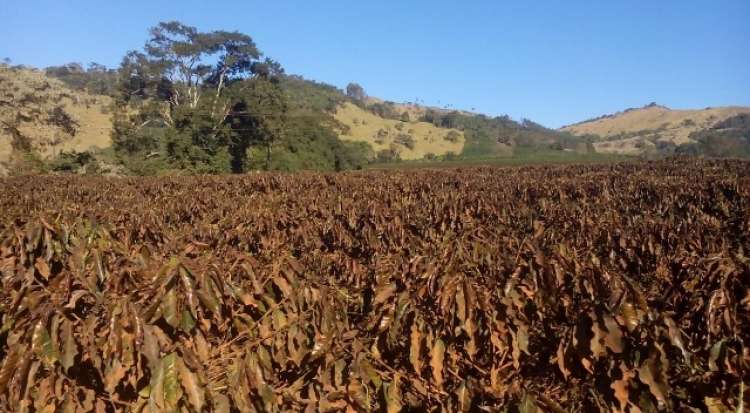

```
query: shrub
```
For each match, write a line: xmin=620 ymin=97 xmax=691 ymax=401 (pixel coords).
xmin=444 ymin=130 xmax=461 ymax=143
xmin=394 ymin=134 xmax=416 ymax=149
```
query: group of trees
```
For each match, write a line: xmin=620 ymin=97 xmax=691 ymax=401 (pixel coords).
xmin=45 ymin=62 xmax=119 ymax=96
xmin=110 ymin=21 xmax=289 ymax=173
xmin=102 ymin=21 xmax=376 ymax=174
xmin=678 ymin=114 xmax=750 ymax=157
xmin=28 ymin=21 xmax=612 ymax=175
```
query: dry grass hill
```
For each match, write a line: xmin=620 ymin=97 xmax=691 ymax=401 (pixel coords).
xmin=334 ymin=102 xmax=464 ymax=160
xmin=562 ymin=103 xmax=750 ymax=155
xmin=0 ymin=66 xmax=112 ymax=168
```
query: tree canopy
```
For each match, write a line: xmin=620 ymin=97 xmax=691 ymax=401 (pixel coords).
xmin=110 ymin=21 xmax=372 ymax=174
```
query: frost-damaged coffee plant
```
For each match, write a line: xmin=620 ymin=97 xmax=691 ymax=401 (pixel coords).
xmin=0 ymin=159 xmax=748 ymax=412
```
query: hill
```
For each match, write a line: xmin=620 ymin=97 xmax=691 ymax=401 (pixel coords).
xmin=0 ymin=65 xmax=112 ymax=169
xmin=334 ymin=102 xmax=464 ymax=160
xmin=562 ymin=103 xmax=750 ymax=155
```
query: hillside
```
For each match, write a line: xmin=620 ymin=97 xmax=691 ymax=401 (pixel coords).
xmin=334 ymin=102 xmax=464 ymax=160
xmin=1 ymin=62 xmax=605 ymax=175
xmin=0 ymin=66 xmax=112 ymax=167
xmin=562 ymin=103 xmax=750 ymax=155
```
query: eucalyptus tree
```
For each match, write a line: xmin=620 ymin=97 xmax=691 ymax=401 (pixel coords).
xmin=113 ymin=21 xmax=287 ymax=173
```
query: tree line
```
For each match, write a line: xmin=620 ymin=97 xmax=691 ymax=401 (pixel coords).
xmin=46 ymin=21 xmax=373 ymax=174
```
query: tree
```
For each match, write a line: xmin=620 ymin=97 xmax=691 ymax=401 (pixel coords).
xmin=346 ymin=82 xmax=366 ymax=101
xmin=112 ymin=21 xmax=286 ymax=173
xmin=225 ymin=77 xmax=288 ymax=171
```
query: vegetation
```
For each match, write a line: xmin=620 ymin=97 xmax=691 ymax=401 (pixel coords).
xmin=678 ymin=114 xmax=750 ymax=157
xmin=0 ymin=65 xmax=112 ymax=167
xmin=45 ymin=62 xmax=119 ymax=96
xmin=104 ymin=21 xmax=374 ymax=174
xmin=345 ymin=82 xmax=366 ymax=102
xmin=0 ymin=159 xmax=748 ymax=411
xmin=4 ymin=21 xmax=748 ymax=174
xmin=419 ymin=109 xmax=590 ymax=157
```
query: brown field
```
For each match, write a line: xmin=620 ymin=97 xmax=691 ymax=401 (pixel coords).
xmin=0 ymin=159 xmax=749 ymax=411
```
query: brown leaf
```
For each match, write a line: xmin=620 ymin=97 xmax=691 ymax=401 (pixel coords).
xmin=611 ymin=363 xmax=635 ymax=412
xmin=637 ymin=345 xmax=669 ymax=405
xmin=430 ymin=338 xmax=445 ymax=389
xmin=556 ymin=338 xmax=570 ymax=380
xmin=104 ymin=359 xmax=128 ymax=394
xmin=60 ymin=320 xmax=77 ymax=373
xmin=455 ymin=380 xmax=472 ymax=412
xmin=373 ymin=284 xmax=397 ymax=306
xmin=409 ymin=323 xmax=423 ymax=373
xmin=34 ymin=259 xmax=51 ymax=279
xmin=178 ymin=358 xmax=205 ymax=412
xmin=385 ymin=374 xmax=402 ymax=413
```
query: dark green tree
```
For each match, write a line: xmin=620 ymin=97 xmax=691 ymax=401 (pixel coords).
xmin=112 ymin=21 xmax=286 ymax=173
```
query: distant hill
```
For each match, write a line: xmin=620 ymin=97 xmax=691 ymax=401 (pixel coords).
xmin=0 ymin=66 xmax=112 ymax=168
xmin=0 ymin=63 xmax=605 ymax=175
xmin=562 ymin=103 xmax=750 ymax=155
xmin=334 ymin=102 xmax=464 ymax=160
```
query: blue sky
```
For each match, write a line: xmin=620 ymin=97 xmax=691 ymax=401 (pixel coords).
xmin=2 ymin=0 xmax=748 ymax=127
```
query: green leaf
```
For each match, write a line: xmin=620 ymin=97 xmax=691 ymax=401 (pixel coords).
xmin=162 ymin=353 xmax=183 ymax=412
xmin=161 ymin=288 xmax=180 ymax=329
xmin=518 ymin=392 xmax=538 ymax=413
xmin=180 ymin=310 xmax=196 ymax=332
xmin=32 ymin=321 xmax=59 ymax=367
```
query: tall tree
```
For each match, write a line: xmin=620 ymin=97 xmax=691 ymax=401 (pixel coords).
xmin=112 ymin=21 xmax=287 ymax=172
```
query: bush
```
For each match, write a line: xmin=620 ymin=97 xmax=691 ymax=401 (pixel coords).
xmin=375 ymin=147 xmax=401 ymax=163
xmin=47 ymin=106 xmax=79 ymax=136
xmin=443 ymin=151 xmax=458 ymax=161
xmin=444 ymin=130 xmax=461 ymax=143
xmin=49 ymin=150 xmax=96 ymax=172
xmin=394 ymin=134 xmax=416 ymax=150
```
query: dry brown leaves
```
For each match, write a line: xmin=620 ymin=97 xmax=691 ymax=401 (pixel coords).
xmin=0 ymin=159 xmax=749 ymax=411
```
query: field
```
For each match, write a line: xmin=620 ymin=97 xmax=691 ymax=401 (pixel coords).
xmin=367 ymin=148 xmax=630 ymax=170
xmin=0 ymin=159 xmax=749 ymax=412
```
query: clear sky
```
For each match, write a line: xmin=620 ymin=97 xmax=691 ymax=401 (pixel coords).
xmin=2 ymin=0 xmax=748 ymax=127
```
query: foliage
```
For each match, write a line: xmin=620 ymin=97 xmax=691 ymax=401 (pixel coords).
xmin=110 ymin=21 xmax=282 ymax=173
xmin=367 ymin=101 xmax=400 ymax=120
xmin=345 ymin=82 xmax=366 ymax=101
xmin=444 ymin=130 xmax=461 ymax=143
xmin=678 ymin=114 xmax=750 ymax=158
xmin=376 ymin=146 xmax=401 ymax=162
xmin=47 ymin=150 xmax=96 ymax=172
xmin=419 ymin=109 xmax=590 ymax=157
xmin=45 ymin=62 xmax=119 ymax=96
xmin=0 ymin=159 xmax=748 ymax=411
xmin=393 ymin=133 xmax=415 ymax=149
xmin=109 ymin=21 xmax=373 ymax=174
xmin=280 ymin=76 xmax=346 ymax=113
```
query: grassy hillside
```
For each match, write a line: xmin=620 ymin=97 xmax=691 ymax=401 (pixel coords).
xmin=334 ymin=102 xmax=464 ymax=160
xmin=562 ymin=103 xmax=750 ymax=155
xmin=0 ymin=66 xmax=112 ymax=167
xmin=0 ymin=63 xmax=615 ymax=175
